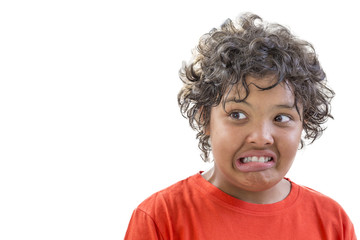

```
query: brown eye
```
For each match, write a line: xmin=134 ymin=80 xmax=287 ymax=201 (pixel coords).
xmin=230 ymin=112 xmax=246 ymax=120
xmin=274 ymin=114 xmax=291 ymax=123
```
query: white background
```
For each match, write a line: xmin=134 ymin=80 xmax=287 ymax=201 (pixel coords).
xmin=0 ymin=0 xmax=359 ymax=239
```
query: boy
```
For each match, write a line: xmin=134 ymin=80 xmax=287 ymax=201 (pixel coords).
xmin=125 ymin=13 xmax=356 ymax=239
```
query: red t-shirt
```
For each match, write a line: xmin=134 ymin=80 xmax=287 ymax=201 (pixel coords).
xmin=125 ymin=173 xmax=356 ymax=239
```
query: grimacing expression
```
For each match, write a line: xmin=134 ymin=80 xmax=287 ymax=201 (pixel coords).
xmin=207 ymin=76 xmax=303 ymax=194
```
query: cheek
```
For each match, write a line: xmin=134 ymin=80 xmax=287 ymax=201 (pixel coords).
xmin=278 ymin=128 xmax=302 ymax=157
xmin=210 ymin=124 xmax=242 ymax=157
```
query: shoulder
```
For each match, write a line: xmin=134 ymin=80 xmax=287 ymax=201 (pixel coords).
xmin=136 ymin=174 xmax=200 ymax=216
xmin=295 ymin=182 xmax=353 ymax=223
xmin=298 ymin=184 xmax=342 ymax=208
xmin=125 ymin=174 xmax=204 ymax=239
xmin=296 ymin=183 xmax=357 ymax=238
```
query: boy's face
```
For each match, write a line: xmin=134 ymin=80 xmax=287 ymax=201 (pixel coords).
xmin=206 ymin=76 xmax=303 ymax=197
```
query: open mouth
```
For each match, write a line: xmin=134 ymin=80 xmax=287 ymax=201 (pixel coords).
xmin=235 ymin=156 xmax=275 ymax=172
xmin=240 ymin=156 xmax=274 ymax=164
xmin=235 ymin=150 xmax=277 ymax=172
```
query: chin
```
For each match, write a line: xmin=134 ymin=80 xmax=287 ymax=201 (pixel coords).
xmin=236 ymin=172 xmax=283 ymax=192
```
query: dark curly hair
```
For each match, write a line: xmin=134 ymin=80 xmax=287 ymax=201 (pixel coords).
xmin=178 ymin=13 xmax=334 ymax=162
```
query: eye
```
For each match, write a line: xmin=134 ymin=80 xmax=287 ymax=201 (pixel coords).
xmin=229 ymin=111 xmax=246 ymax=120
xmin=274 ymin=114 xmax=291 ymax=123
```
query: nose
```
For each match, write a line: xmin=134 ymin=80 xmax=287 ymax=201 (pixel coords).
xmin=245 ymin=121 xmax=274 ymax=146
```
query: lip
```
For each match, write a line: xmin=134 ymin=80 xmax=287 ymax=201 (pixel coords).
xmin=234 ymin=150 xmax=277 ymax=173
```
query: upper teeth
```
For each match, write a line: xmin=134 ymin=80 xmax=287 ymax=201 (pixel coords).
xmin=242 ymin=156 xmax=272 ymax=163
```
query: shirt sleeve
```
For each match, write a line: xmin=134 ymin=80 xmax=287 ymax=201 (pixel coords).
xmin=344 ymin=213 xmax=357 ymax=240
xmin=124 ymin=208 xmax=164 ymax=240
xmin=336 ymin=204 xmax=357 ymax=240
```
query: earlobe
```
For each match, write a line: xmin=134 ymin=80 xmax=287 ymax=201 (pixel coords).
xmin=197 ymin=106 xmax=211 ymax=136
xmin=204 ymin=125 xmax=210 ymax=136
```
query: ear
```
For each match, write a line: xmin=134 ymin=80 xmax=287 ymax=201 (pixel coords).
xmin=204 ymin=124 xmax=210 ymax=136
xmin=197 ymin=106 xmax=210 ymax=136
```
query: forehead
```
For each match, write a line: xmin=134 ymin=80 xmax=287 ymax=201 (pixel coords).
xmin=225 ymin=75 xmax=295 ymax=102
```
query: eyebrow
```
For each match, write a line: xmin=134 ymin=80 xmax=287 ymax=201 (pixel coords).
xmin=224 ymin=99 xmax=296 ymax=110
xmin=224 ymin=98 xmax=249 ymax=105
xmin=272 ymin=102 xmax=296 ymax=109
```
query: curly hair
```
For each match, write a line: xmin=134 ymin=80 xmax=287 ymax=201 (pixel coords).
xmin=178 ymin=13 xmax=334 ymax=162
